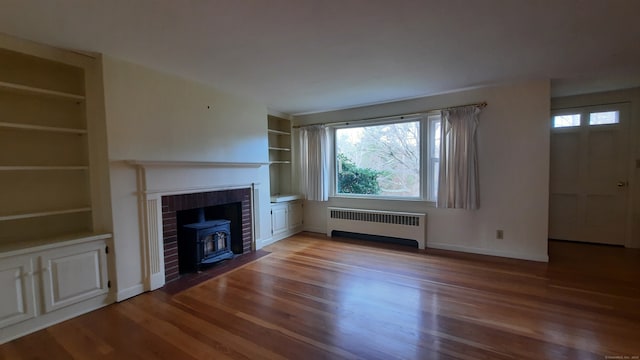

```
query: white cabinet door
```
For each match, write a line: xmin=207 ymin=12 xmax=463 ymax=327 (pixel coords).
xmin=271 ymin=204 xmax=288 ymax=237
xmin=288 ymin=201 xmax=303 ymax=230
xmin=40 ymin=241 xmax=108 ymax=313
xmin=0 ymin=256 xmax=36 ymax=328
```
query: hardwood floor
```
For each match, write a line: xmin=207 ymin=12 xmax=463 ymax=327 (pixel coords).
xmin=2 ymin=233 xmax=640 ymax=359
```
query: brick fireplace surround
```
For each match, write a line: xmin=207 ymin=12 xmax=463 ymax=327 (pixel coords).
xmin=161 ymin=188 xmax=253 ymax=283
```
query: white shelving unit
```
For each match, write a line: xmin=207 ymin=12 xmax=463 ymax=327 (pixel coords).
xmin=0 ymin=34 xmax=114 ymax=343
xmin=267 ymin=115 xmax=303 ymax=242
xmin=267 ymin=115 xmax=293 ymax=193
xmin=0 ymin=45 xmax=104 ymax=250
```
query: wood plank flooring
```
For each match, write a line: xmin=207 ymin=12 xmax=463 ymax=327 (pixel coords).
xmin=2 ymin=233 xmax=640 ymax=359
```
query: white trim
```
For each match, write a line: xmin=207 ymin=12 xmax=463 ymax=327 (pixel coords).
xmin=116 ymin=283 xmax=145 ymax=302
xmin=427 ymin=242 xmax=549 ymax=262
xmin=302 ymin=226 xmax=326 ymax=234
xmin=143 ymin=183 xmax=261 ymax=196
xmin=256 ymin=236 xmax=276 ymax=249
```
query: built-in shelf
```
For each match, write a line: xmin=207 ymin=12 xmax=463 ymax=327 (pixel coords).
xmin=268 ymin=129 xmax=290 ymax=136
xmin=0 ymin=232 xmax=112 ymax=257
xmin=270 ymin=160 xmax=291 ymax=165
xmin=0 ymin=80 xmax=85 ymax=100
xmin=268 ymin=146 xmax=291 ymax=151
xmin=0 ymin=121 xmax=87 ymax=134
xmin=0 ymin=166 xmax=89 ymax=171
xmin=0 ymin=207 xmax=92 ymax=222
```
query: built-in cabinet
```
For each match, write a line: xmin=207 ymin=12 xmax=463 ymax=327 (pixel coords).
xmin=268 ymin=114 xmax=303 ymax=240
xmin=0 ymin=235 xmax=111 ymax=342
xmin=0 ymin=34 xmax=113 ymax=343
xmin=270 ymin=200 xmax=303 ymax=241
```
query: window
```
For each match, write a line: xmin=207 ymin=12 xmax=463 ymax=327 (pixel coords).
xmin=589 ymin=111 xmax=619 ymax=125
xmin=552 ymin=108 xmax=623 ymax=129
xmin=553 ymin=114 xmax=581 ymax=128
xmin=334 ymin=114 xmax=441 ymax=201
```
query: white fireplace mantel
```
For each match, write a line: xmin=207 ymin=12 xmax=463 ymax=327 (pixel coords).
xmin=127 ymin=160 xmax=267 ymax=291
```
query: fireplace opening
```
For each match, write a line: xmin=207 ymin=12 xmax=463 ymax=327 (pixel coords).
xmin=162 ymin=188 xmax=253 ymax=283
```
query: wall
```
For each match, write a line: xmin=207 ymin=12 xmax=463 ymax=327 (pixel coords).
xmin=295 ymin=80 xmax=551 ymax=262
xmin=102 ymin=56 xmax=272 ymax=300
xmin=552 ymin=87 xmax=640 ymax=248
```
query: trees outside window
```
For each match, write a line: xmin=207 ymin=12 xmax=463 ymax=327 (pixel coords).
xmin=335 ymin=115 xmax=439 ymax=200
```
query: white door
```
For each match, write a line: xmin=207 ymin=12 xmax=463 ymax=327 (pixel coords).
xmin=271 ymin=204 xmax=288 ymax=237
xmin=0 ymin=255 xmax=36 ymax=327
xmin=549 ymin=103 xmax=630 ymax=245
xmin=41 ymin=240 xmax=108 ymax=312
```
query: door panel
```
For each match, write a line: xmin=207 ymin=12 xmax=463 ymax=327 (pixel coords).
xmin=41 ymin=241 xmax=108 ymax=312
xmin=550 ymin=132 xmax=580 ymax=193
xmin=549 ymin=104 xmax=630 ymax=245
xmin=0 ymin=256 xmax=35 ymax=328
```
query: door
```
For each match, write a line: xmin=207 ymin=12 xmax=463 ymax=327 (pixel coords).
xmin=288 ymin=201 xmax=303 ymax=230
xmin=271 ymin=204 xmax=288 ymax=238
xmin=549 ymin=103 xmax=630 ymax=245
xmin=0 ymin=255 xmax=36 ymax=327
xmin=40 ymin=240 xmax=109 ymax=312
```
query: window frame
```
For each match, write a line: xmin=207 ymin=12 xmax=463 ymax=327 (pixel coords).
xmin=331 ymin=111 xmax=441 ymax=202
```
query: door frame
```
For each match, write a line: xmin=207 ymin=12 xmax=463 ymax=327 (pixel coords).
xmin=550 ymin=102 xmax=633 ymax=247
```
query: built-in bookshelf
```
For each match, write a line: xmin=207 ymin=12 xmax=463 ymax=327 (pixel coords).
xmin=0 ymin=46 xmax=97 ymax=248
xmin=267 ymin=115 xmax=293 ymax=197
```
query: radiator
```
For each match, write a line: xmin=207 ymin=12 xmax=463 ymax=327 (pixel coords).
xmin=327 ymin=207 xmax=426 ymax=249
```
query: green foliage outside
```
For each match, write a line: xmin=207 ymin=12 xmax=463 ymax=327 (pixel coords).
xmin=337 ymin=153 xmax=387 ymax=195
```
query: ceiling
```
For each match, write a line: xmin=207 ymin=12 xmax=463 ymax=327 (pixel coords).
xmin=1 ymin=0 xmax=639 ymax=115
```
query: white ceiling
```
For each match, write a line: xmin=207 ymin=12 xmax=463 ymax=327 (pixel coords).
xmin=1 ymin=0 xmax=639 ymax=115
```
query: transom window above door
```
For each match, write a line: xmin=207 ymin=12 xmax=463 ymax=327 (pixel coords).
xmin=552 ymin=109 xmax=620 ymax=129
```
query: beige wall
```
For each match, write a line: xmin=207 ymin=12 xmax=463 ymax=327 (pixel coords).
xmin=101 ymin=56 xmax=272 ymax=300
xmin=295 ymin=80 xmax=551 ymax=261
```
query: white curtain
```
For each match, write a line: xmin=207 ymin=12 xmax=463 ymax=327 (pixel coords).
xmin=298 ymin=125 xmax=330 ymax=201
xmin=437 ymin=105 xmax=482 ymax=209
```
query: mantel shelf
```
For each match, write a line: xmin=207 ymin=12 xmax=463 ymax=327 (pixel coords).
xmin=0 ymin=121 xmax=87 ymax=134
xmin=0 ymin=80 xmax=85 ymax=100
xmin=125 ymin=160 xmax=269 ymax=168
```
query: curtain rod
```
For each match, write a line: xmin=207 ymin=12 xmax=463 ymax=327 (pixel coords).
xmin=292 ymin=101 xmax=487 ymax=129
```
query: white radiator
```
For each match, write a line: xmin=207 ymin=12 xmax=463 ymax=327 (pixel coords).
xmin=327 ymin=207 xmax=426 ymax=249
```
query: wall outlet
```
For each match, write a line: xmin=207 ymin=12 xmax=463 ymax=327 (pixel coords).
xmin=496 ymin=229 xmax=504 ymax=239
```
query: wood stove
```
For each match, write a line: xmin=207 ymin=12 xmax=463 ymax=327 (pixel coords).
xmin=179 ymin=209 xmax=234 ymax=272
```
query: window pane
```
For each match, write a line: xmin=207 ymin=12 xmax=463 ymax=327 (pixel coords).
xmin=336 ymin=121 xmax=420 ymax=197
xmin=553 ymin=114 xmax=580 ymax=128
xmin=589 ymin=111 xmax=619 ymax=125
xmin=431 ymin=160 xmax=439 ymax=201
xmin=430 ymin=118 xmax=441 ymax=158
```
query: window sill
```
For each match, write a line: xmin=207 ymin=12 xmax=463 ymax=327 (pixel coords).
xmin=329 ymin=195 xmax=437 ymax=208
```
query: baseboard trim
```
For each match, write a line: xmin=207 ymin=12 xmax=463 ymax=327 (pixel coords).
xmin=427 ymin=242 xmax=549 ymax=262
xmin=302 ymin=226 xmax=326 ymax=234
xmin=256 ymin=236 xmax=277 ymax=249
xmin=116 ymin=283 xmax=145 ymax=302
